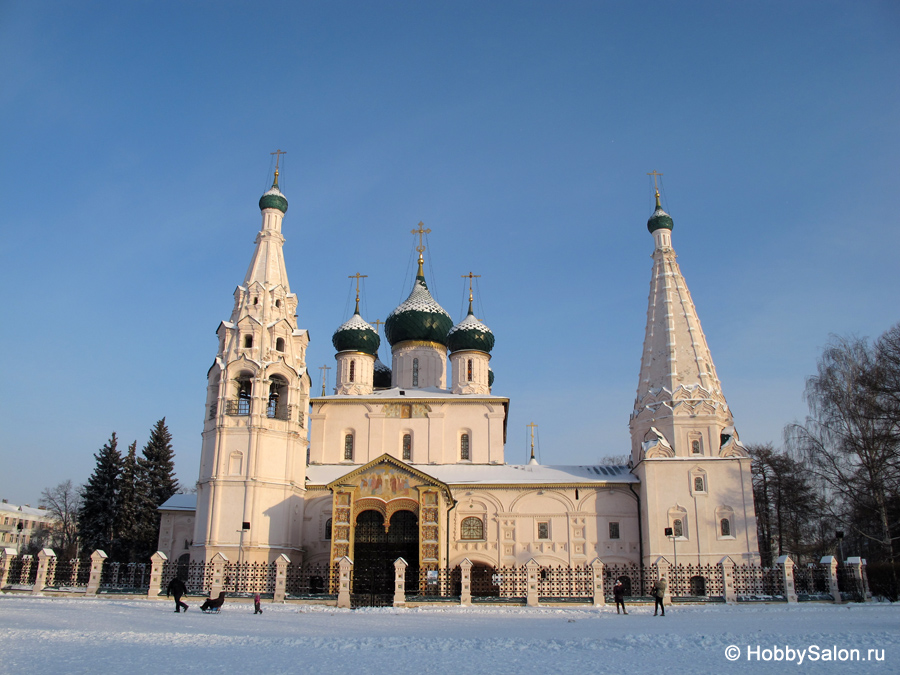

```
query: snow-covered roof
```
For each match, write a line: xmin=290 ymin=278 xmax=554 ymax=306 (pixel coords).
xmin=0 ymin=502 xmax=51 ymax=518
xmin=306 ymin=463 xmax=635 ymax=486
xmin=388 ymin=278 xmax=450 ymax=317
xmin=158 ymin=494 xmax=198 ymax=511
xmin=449 ymin=312 xmax=493 ymax=336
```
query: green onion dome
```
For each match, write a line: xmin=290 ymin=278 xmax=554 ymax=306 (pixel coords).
xmin=332 ymin=309 xmax=380 ymax=356
xmin=259 ymin=172 xmax=288 ymax=214
xmin=488 ymin=368 xmax=494 ymax=387
xmin=646 ymin=192 xmax=673 ymax=233
xmin=385 ymin=261 xmax=453 ymax=347
xmin=448 ymin=303 xmax=494 ymax=354
xmin=373 ymin=357 xmax=392 ymax=388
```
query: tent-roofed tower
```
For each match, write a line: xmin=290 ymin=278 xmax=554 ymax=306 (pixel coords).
xmin=630 ymin=177 xmax=759 ymax=565
xmin=193 ymin=154 xmax=311 ymax=564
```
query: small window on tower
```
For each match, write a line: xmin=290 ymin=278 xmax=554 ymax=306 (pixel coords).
xmin=467 ymin=359 xmax=473 ymax=382
xmin=673 ymin=519 xmax=684 ymax=538
xmin=275 ymin=299 xmax=281 ymax=308
xmin=412 ymin=358 xmax=419 ymax=387
xmin=244 ymin=335 xmax=253 ymax=349
xmin=325 ymin=518 xmax=332 ymax=540
xmin=460 ymin=433 xmax=470 ymax=461
xmin=694 ymin=476 xmax=705 ymax=493
xmin=402 ymin=433 xmax=411 ymax=460
xmin=720 ymin=518 xmax=731 ymax=537
xmin=344 ymin=434 xmax=354 ymax=461
xmin=276 ymin=337 xmax=285 ymax=352
xmin=609 ymin=522 xmax=620 ymax=540
xmin=537 ymin=522 xmax=550 ymax=540
xmin=253 ymin=297 xmax=258 ymax=305
xmin=691 ymin=439 xmax=701 ymax=454
xmin=349 ymin=360 xmax=355 ymax=383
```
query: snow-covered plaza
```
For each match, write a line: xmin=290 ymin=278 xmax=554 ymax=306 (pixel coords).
xmin=0 ymin=596 xmax=896 ymax=673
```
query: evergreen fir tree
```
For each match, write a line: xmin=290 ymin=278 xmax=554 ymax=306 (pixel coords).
xmin=78 ymin=433 xmax=122 ymax=556
xmin=114 ymin=441 xmax=141 ymax=562
xmin=135 ymin=418 xmax=180 ymax=560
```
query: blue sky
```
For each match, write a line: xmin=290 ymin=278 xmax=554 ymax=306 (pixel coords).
xmin=1 ymin=1 xmax=898 ymax=505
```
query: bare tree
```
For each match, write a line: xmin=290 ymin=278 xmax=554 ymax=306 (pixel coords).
xmin=785 ymin=330 xmax=900 ymax=565
xmin=748 ymin=443 xmax=822 ymax=565
xmin=40 ymin=480 xmax=81 ymax=559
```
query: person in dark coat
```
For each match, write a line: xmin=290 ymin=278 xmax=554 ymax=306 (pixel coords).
xmin=613 ymin=580 xmax=627 ymax=614
xmin=200 ymin=591 xmax=226 ymax=612
xmin=253 ymin=593 xmax=263 ymax=614
xmin=166 ymin=577 xmax=189 ymax=613
xmin=653 ymin=577 xmax=667 ymax=616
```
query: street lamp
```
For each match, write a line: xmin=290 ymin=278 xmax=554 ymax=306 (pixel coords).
xmin=665 ymin=527 xmax=677 ymax=595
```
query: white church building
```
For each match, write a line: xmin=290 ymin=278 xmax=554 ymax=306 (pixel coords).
xmin=158 ymin=167 xmax=760 ymax=583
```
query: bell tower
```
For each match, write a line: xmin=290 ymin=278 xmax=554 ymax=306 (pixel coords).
xmin=193 ymin=154 xmax=311 ymax=563
xmin=630 ymin=175 xmax=759 ymax=565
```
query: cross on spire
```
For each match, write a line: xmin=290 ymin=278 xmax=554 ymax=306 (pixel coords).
xmin=270 ymin=149 xmax=286 ymax=187
xmin=411 ymin=222 xmax=431 ymax=255
xmin=371 ymin=318 xmax=384 ymax=335
xmin=318 ymin=364 xmax=331 ymax=396
xmin=461 ymin=271 xmax=481 ymax=303
xmin=647 ymin=170 xmax=664 ymax=205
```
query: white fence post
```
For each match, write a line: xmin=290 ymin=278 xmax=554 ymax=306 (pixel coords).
xmin=337 ymin=556 xmax=353 ymax=609
xmin=393 ymin=558 xmax=407 ymax=607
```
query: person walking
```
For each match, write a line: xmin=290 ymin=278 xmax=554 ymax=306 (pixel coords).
xmin=253 ymin=593 xmax=263 ymax=614
xmin=653 ymin=576 xmax=667 ymax=616
xmin=166 ymin=577 xmax=189 ymax=613
xmin=613 ymin=580 xmax=627 ymax=614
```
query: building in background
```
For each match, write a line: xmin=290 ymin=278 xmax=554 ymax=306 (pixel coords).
xmin=0 ymin=500 xmax=57 ymax=554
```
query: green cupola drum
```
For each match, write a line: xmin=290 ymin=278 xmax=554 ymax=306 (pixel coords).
xmin=259 ymin=168 xmax=289 ymax=214
xmin=646 ymin=190 xmax=673 ymax=233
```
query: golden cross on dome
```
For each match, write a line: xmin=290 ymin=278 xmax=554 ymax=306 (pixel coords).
xmin=411 ymin=222 xmax=431 ymax=255
xmin=647 ymin=170 xmax=663 ymax=201
xmin=461 ymin=272 xmax=481 ymax=303
xmin=270 ymin=149 xmax=286 ymax=186
xmin=371 ymin=318 xmax=385 ymax=334
xmin=318 ymin=364 xmax=331 ymax=396
xmin=348 ymin=272 xmax=368 ymax=305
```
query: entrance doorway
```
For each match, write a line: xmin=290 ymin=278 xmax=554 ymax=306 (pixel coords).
xmin=352 ymin=509 xmax=419 ymax=607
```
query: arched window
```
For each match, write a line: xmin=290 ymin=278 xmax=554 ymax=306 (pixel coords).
xmin=267 ymin=375 xmax=287 ymax=419
xmin=402 ymin=434 xmax=411 ymax=460
xmin=244 ymin=335 xmax=253 ymax=348
xmin=467 ymin=359 xmax=473 ymax=382
xmin=460 ymin=433 xmax=470 ymax=461
xmin=275 ymin=299 xmax=281 ymax=308
xmin=673 ymin=519 xmax=684 ymax=538
xmin=720 ymin=518 xmax=731 ymax=537
xmin=461 ymin=517 xmax=483 ymax=540
xmin=412 ymin=358 xmax=419 ymax=387
xmin=349 ymin=360 xmax=355 ymax=383
xmin=276 ymin=337 xmax=285 ymax=352
xmin=691 ymin=439 xmax=701 ymax=454
xmin=344 ymin=434 xmax=354 ymax=461
xmin=325 ymin=518 xmax=332 ymax=540
xmin=694 ymin=476 xmax=705 ymax=492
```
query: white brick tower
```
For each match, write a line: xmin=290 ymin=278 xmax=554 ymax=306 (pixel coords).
xmin=630 ymin=185 xmax=759 ymax=566
xmin=193 ymin=162 xmax=311 ymax=563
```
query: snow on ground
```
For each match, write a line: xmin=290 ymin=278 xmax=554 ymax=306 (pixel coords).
xmin=0 ymin=596 xmax=896 ymax=674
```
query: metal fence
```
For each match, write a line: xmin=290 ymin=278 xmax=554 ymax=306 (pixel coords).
xmin=0 ymin=551 xmax=869 ymax=606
